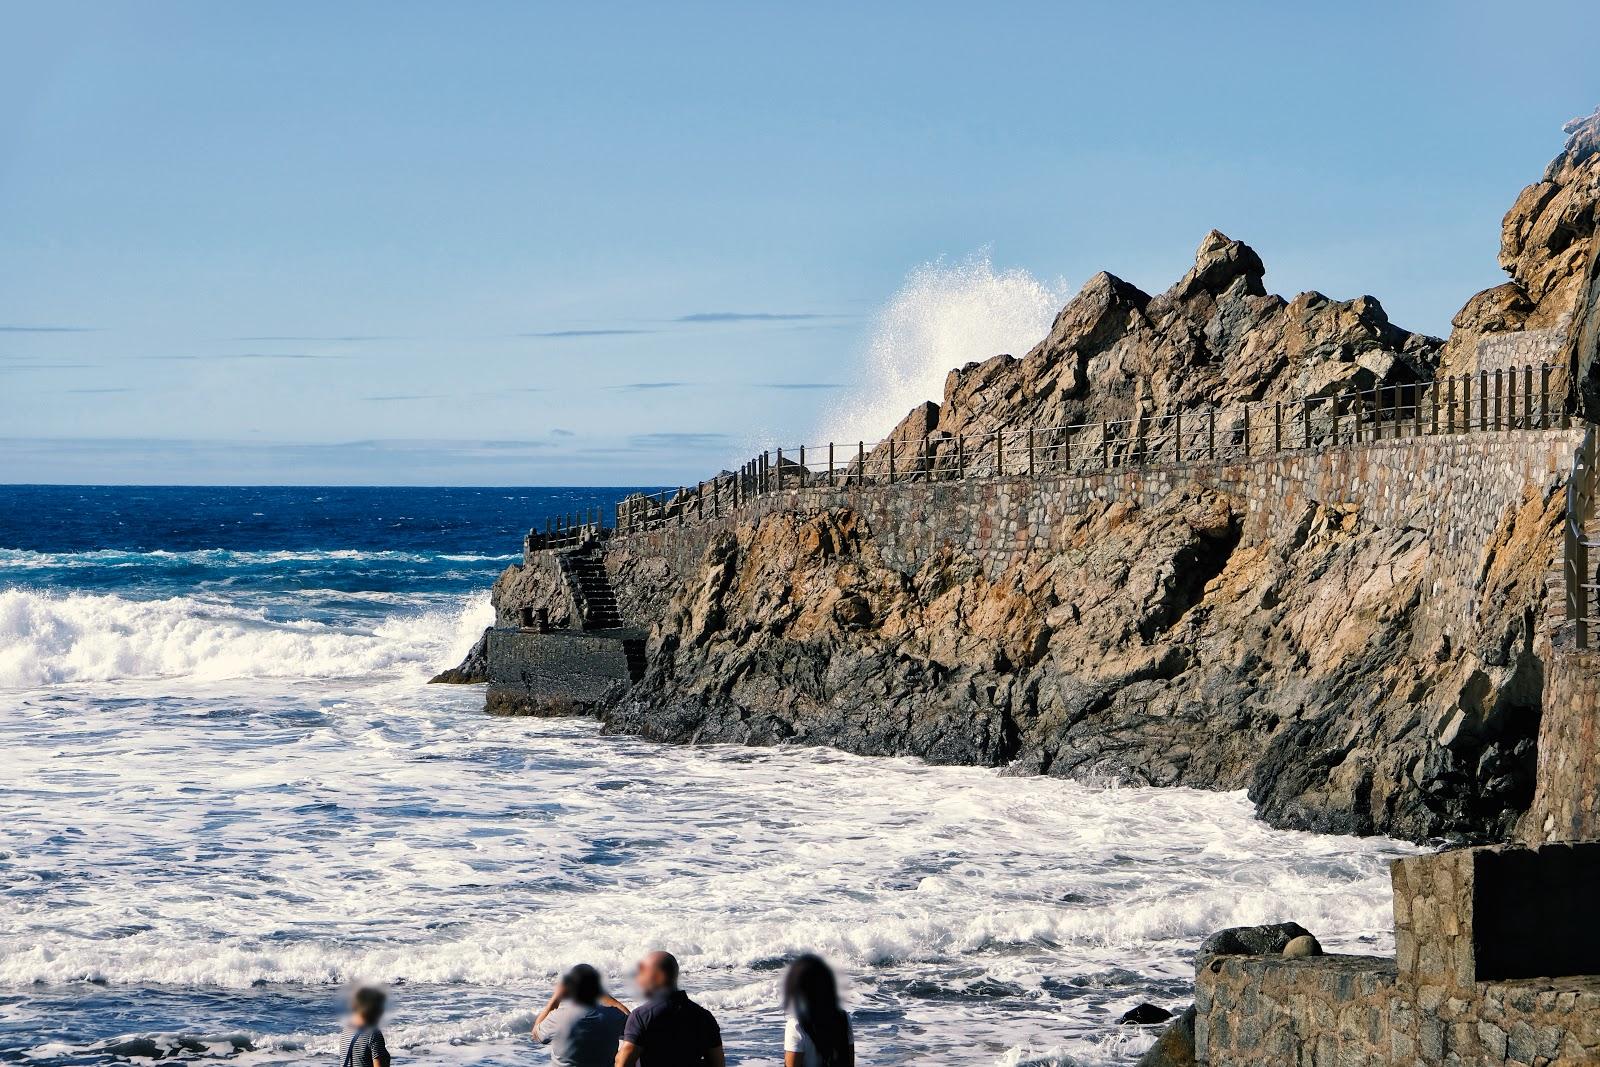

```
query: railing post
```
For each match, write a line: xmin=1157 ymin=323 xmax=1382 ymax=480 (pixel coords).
xmin=1027 ymin=428 xmax=1035 ymax=477
xmin=799 ymin=445 xmax=806 ymax=488
xmin=776 ymin=448 xmax=784 ymax=491
xmin=1478 ymin=370 xmax=1488 ymax=432
xmin=1174 ymin=410 xmax=1183 ymax=463
xmin=857 ymin=441 xmax=865 ymax=486
xmin=828 ymin=442 xmax=836 ymax=487
xmin=995 ymin=429 xmax=1003 ymax=477
xmin=1541 ymin=364 xmax=1551 ymax=428
xmin=1524 ymin=364 xmax=1533 ymax=428
xmin=1506 ymin=370 xmax=1516 ymax=429
xmin=888 ymin=439 xmax=896 ymax=485
xmin=1273 ymin=402 xmax=1281 ymax=454
xmin=1494 ymin=368 xmax=1503 ymax=430
xmin=957 ymin=435 xmax=966 ymax=479
xmin=1207 ymin=409 xmax=1215 ymax=460
xmin=1448 ymin=375 xmax=1457 ymax=433
xmin=1301 ymin=399 xmax=1310 ymax=448
xmin=1242 ymin=405 xmax=1251 ymax=458
xmin=1101 ymin=421 xmax=1111 ymax=470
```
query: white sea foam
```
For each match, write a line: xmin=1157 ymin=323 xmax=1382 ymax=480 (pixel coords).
xmin=0 ymin=587 xmax=490 ymax=687
xmin=0 ymin=547 xmax=1411 ymax=1065
xmin=824 ymin=254 xmax=1069 ymax=442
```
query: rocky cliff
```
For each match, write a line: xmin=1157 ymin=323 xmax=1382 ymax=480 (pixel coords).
xmin=479 ymin=110 xmax=1600 ymax=844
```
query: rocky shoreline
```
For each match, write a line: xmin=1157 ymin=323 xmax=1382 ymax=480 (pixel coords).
xmin=442 ymin=109 xmax=1600 ymax=851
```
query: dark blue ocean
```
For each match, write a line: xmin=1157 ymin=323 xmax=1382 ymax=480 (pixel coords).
xmin=0 ymin=486 xmax=1408 ymax=1066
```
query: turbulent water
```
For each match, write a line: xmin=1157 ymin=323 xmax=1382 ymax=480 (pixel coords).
xmin=0 ymin=486 xmax=1413 ymax=1066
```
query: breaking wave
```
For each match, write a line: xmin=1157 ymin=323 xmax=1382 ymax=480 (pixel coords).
xmin=824 ymin=253 xmax=1068 ymax=442
xmin=0 ymin=587 xmax=490 ymax=688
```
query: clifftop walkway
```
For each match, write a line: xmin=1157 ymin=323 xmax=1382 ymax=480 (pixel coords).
xmin=527 ymin=362 xmax=1570 ymax=554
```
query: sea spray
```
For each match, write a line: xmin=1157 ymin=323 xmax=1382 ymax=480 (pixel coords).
xmin=824 ymin=253 xmax=1069 ymax=442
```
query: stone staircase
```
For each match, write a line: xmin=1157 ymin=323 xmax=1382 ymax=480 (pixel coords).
xmin=564 ymin=549 xmax=625 ymax=631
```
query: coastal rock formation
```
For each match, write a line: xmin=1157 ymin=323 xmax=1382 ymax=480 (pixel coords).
xmin=430 ymin=627 xmax=490 ymax=683
xmin=868 ymin=228 xmax=1441 ymax=476
xmin=603 ymin=475 xmax=1559 ymax=841
xmin=1445 ymin=108 xmax=1600 ymax=388
xmin=470 ymin=110 xmax=1600 ymax=844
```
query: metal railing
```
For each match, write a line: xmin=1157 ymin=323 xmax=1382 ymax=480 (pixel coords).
xmin=1566 ymin=423 xmax=1599 ymax=649
xmin=585 ymin=362 xmax=1565 ymax=537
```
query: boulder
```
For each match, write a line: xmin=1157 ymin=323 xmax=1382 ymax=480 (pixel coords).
xmin=1119 ymin=1003 xmax=1175 ymax=1025
xmin=430 ymin=628 xmax=490 ymax=684
xmin=1282 ymin=934 xmax=1324 ymax=959
xmin=1199 ymin=921 xmax=1313 ymax=956
xmin=1135 ymin=1005 xmax=1197 ymax=1067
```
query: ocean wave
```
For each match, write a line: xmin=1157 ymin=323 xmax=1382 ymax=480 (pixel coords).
xmin=0 ymin=547 xmax=519 ymax=570
xmin=0 ymin=587 xmax=491 ymax=687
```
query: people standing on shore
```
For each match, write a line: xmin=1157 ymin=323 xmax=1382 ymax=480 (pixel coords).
xmin=613 ymin=951 xmax=725 ymax=1067
xmin=339 ymin=987 xmax=392 ymax=1067
xmin=533 ymin=963 xmax=631 ymax=1067
xmin=781 ymin=955 xmax=853 ymax=1067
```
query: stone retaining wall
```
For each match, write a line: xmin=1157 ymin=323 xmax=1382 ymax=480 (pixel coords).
xmin=1520 ymin=631 xmax=1600 ymax=845
xmin=1195 ymin=843 xmax=1600 ymax=1065
xmin=605 ymin=427 xmax=1580 ymax=660
xmin=484 ymin=627 xmax=640 ymax=715
xmin=1475 ymin=326 xmax=1569 ymax=375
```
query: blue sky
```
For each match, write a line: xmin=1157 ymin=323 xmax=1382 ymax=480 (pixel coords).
xmin=3 ymin=1 xmax=1599 ymax=485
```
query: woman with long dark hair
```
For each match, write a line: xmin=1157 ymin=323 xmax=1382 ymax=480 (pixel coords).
xmin=782 ymin=954 xmax=854 ymax=1067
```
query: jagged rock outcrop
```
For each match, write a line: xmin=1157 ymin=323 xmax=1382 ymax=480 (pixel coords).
xmin=1444 ymin=108 xmax=1600 ymax=398
xmin=871 ymin=228 xmax=1442 ymax=470
xmin=605 ymin=473 xmax=1560 ymax=841
xmin=430 ymin=627 xmax=490 ymax=683
xmin=478 ymin=109 xmax=1598 ymax=844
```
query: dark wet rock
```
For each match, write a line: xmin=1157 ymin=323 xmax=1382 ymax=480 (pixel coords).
xmin=430 ymin=627 xmax=490 ymax=684
xmin=1120 ymin=1002 xmax=1176 ymax=1025
xmin=1135 ymin=1005 xmax=1197 ymax=1066
xmin=1200 ymin=922 xmax=1313 ymax=957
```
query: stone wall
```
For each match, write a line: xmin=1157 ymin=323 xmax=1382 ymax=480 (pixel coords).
xmin=1520 ymin=630 xmax=1600 ymax=845
xmin=1475 ymin=326 xmax=1569 ymax=375
xmin=604 ymin=427 xmax=1580 ymax=660
xmin=484 ymin=627 xmax=640 ymax=715
xmin=1195 ymin=843 xmax=1600 ymax=1065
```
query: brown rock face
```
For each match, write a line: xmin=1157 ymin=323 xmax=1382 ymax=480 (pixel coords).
xmin=870 ymin=229 xmax=1441 ymax=469
xmin=1442 ymin=108 xmax=1600 ymax=394
xmin=607 ymin=473 xmax=1560 ymax=841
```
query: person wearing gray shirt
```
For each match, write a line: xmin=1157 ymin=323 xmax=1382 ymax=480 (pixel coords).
xmin=533 ymin=964 xmax=630 ymax=1067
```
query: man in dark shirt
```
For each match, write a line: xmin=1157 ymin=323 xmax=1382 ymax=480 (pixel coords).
xmin=614 ymin=951 xmax=724 ymax=1067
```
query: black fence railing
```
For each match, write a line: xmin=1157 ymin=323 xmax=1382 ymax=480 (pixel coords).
xmin=529 ymin=362 xmax=1565 ymax=541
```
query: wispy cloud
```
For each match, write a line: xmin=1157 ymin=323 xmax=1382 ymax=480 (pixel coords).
xmin=143 ymin=352 xmax=345 ymax=362
xmin=0 ymin=324 xmax=97 ymax=333
xmin=520 ymin=328 xmax=657 ymax=339
xmin=235 ymin=335 xmax=392 ymax=342
xmin=627 ymin=432 xmax=733 ymax=450
xmin=612 ymin=381 xmax=690 ymax=391
xmin=752 ymin=382 xmax=843 ymax=390
xmin=676 ymin=312 xmax=830 ymax=323
xmin=551 ymin=428 xmax=576 ymax=437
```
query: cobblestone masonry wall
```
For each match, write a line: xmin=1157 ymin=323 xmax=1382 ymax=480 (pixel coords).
xmin=1475 ymin=326 xmax=1569 ymax=375
xmin=606 ymin=428 xmax=1581 ymax=654
xmin=1196 ymin=845 xmax=1600 ymax=1066
xmin=1521 ymin=632 xmax=1600 ymax=845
